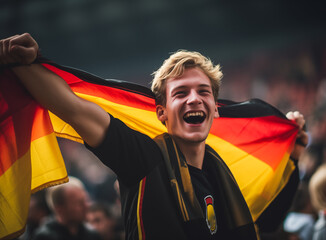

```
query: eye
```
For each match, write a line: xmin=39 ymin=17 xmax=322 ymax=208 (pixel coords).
xmin=199 ymin=89 xmax=211 ymax=95
xmin=174 ymin=91 xmax=187 ymax=97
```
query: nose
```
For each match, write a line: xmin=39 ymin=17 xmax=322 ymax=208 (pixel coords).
xmin=187 ymin=90 xmax=202 ymax=105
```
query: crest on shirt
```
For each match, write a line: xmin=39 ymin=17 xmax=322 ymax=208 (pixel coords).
xmin=204 ymin=195 xmax=217 ymax=235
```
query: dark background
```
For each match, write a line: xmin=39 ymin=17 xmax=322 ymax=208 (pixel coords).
xmin=2 ymin=0 xmax=325 ymax=89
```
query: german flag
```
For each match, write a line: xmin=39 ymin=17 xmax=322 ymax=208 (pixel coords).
xmin=0 ymin=69 xmax=68 ymax=240
xmin=0 ymin=60 xmax=299 ymax=239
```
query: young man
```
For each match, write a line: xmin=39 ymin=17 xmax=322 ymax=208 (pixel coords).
xmin=0 ymin=33 xmax=307 ymax=239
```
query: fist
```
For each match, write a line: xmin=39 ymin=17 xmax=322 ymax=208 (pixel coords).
xmin=0 ymin=33 xmax=39 ymax=65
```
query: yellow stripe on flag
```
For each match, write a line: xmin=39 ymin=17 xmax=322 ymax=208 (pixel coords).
xmin=206 ymin=133 xmax=295 ymax=220
xmin=0 ymin=132 xmax=68 ymax=240
xmin=50 ymin=93 xmax=166 ymax=141
xmin=30 ymin=132 xmax=68 ymax=192
xmin=0 ymin=151 xmax=31 ymax=240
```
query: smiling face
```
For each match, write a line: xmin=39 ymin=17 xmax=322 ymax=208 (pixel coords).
xmin=156 ymin=67 xmax=219 ymax=145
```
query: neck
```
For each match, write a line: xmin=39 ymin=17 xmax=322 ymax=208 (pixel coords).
xmin=173 ymin=137 xmax=206 ymax=169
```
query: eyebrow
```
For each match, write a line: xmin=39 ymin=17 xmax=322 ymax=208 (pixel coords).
xmin=170 ymin=84 xmax=212 ymax=97
xmin=172 ymin=84 xmax=211 ymax=92
xmin=198 ymin=84 xmax=211 ymax=88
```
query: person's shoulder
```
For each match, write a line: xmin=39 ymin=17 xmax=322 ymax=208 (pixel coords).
xmin=32 ymin=225 xmax=53 ymax=240
xmin=32 ymin=219 xmax=63 ymax=240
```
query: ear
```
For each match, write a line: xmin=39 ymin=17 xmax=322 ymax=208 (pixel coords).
xmin=214 ymin=104 xmax=219 ymax=119
xmin=156 ymin=105 xmax=167 ymax=123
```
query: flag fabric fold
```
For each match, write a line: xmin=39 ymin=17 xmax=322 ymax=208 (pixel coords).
xmin=0 ymin=68 xmax=68 ymax=240
xmin=0 ymin=60 xmax=298 ymax=239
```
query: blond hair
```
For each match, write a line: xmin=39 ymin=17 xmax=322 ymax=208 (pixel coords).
xmin=151 ymin=50 xmax=223 ymax=106
xmin=309 ymin=164 xmax=326 ymax=211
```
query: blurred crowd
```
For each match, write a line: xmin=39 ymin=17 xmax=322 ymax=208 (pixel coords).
xmin=16 ymin=175 xmax=124 ymax=240
xmin=224 ymin=42 xmax=326 ymax=240
xmin=16 ymin=40 xmax=326 ymax=240
xmin=223 ymin=41 xmax=326 ymax=240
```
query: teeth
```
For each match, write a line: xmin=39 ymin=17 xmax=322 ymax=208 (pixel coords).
xmin=184 ymin=112 xmax=204 ymax=118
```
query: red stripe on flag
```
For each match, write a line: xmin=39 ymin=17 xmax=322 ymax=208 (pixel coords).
xmin=0 ymin=69 xmax=54 ymax=177
xmin=210 ymin=116 xmax=298 ymax=170
xmin=0 ymin=103 xmax=37 ymax=176
xmin=31 ymin=107 xmax=54 ymax=141
xmin=42 ymin=64 xmax=156 ymax=111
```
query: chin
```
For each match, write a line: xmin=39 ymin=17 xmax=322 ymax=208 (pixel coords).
xmin=182 ymin=133 xmax=208 ymax=144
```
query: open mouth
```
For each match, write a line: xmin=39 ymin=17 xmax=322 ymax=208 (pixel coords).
xmin=183 ymin=111 xmax=206 ymax=124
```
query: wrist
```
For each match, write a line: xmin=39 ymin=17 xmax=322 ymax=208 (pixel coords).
xmin=1 ymin=49 xmax=41 ymax=69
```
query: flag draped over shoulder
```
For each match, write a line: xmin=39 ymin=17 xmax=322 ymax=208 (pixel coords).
xmin=0 ymin=60 xmax=299 ymax=239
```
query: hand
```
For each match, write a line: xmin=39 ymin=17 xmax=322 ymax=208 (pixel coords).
xmin=286 ymin=111 xmax=308 ymax=161
xmin=0 ymin=33 xmax=39 ymax=66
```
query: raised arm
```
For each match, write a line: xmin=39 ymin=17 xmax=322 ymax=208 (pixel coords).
xmin=0 ymin=33 xmax=110 ymax=147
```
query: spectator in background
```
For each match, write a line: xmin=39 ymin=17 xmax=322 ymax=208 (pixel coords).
xmin=308 ymin=103 xmax=326 ymax=165
xmin=17 ymin=191 xmax=51 ymax=240
xmin=309 ymin=164 xmax=326 ymax=240
xmin=283 ymin=182 xmax=316 ymax=240
xmin=87 ymin=203 xmax=123 ymax=240
xmin=32 ymin=176 xmax=101 ymax=240
xmin=299 ymin=147 xmax=321 ymax=183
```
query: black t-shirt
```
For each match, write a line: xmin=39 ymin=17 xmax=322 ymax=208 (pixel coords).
xmin=86 ymin=116 xmax=234 ymax=239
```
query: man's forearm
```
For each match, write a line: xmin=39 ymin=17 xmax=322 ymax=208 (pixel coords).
xmin=12 ymin=64 xmax=80 ymax=123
